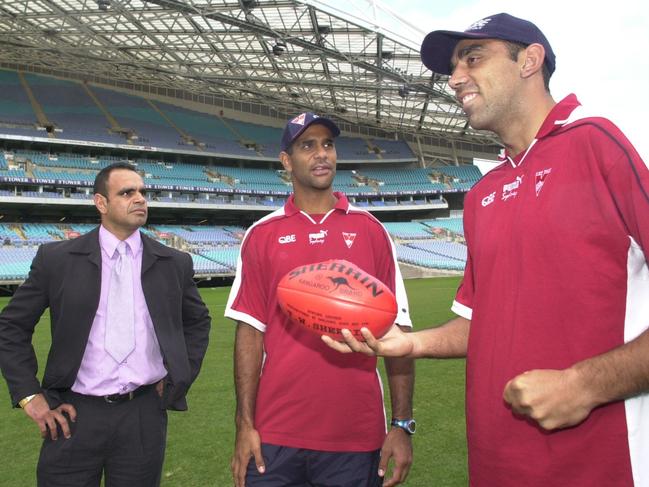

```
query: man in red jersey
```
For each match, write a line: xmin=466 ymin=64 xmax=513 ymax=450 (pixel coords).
xmin=325 ymin=13 xmax=649 ymax=487
xmin=225 ymin=112 xmax=414 ymax=487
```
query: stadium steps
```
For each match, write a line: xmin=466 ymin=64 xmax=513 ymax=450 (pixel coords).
xmin=216 ymin=116 xmax=262 ymax=156
xmin=17 ymin=72 xmax=54 ymax=138
xmin=10 ymin=225 xmax=26 ymax=241
xmin=23 ymin=162 xmax=34 ymax=179
xmin=367 ymin=140 xmax=384 ymax=160
xmin=82 ymin=83 xmax=132 ymax=143
xmin=146 ymin=100 xmax=201 ymax=150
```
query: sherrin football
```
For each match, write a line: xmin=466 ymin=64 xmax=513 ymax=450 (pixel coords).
xmin=276 ymin=259 xmax=397 ymax=341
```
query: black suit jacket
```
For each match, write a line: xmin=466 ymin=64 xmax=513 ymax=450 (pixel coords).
xmin=0 ymin=227 xmax=211 ymax=411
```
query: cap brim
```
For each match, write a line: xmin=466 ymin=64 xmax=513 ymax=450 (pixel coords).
xmin=420 ymin=30 xmax=491 ymax=75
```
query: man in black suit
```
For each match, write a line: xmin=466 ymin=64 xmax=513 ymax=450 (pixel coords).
xmin=0 ymin=162 xmax=211 ymax=486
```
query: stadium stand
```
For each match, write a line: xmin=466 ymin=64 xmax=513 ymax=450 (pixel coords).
xmin=0 ymin=71 xmax=421 ymax=165
xmin=0 ymin=247 xmax=37 ymax=281
xmin=191 ymin=253 xmax=232 ymax=275
xmin=0 ymin=217 xmax=467 ymax=281
xmin=383 ymin=221 xmax=433 ymax=239
xmin=0 ymin=70 xmax=480 ymax=282
xmin=369 ymin=139 xmax=415 ymax=160
xmin=421 ymin=217 xmax=465 ymax=236
xmin=198 ymin=247 xmax=240 ymax=271
xmin=395 ymin=244 xmax=465 ymax=271
xmin=0 ymin=143 xmax=475 ymax=215
xmin=90 ymin=87 xmax=183 ymax=149
xmin=0 ymin=70 xmax=43 ymax=137
xmin=430 ymin=165 xmax=483 ymax=191
xmin=225 ymin=119 xmax=282 ymax=157
xmin=155 ymin=101 xmax=253 ymax=156
xmin=408 ymin=241 xmax=468 ymax=262
xmin=22 ymin=74 xmax=125 ymax=144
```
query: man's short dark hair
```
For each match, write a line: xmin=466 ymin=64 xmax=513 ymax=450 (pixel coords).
xmin=93 ymin=162 xmax=139 ymax=197
xmin=503 ymin=40 xmax=551 ymax=91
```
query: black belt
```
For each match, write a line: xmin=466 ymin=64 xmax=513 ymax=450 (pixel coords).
xmin=70 ymin=382 xmax=158 ymax=404
xmin=104 ymin=383 xmax=157 ymax=404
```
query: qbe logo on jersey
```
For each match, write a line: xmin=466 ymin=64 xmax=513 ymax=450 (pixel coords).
xmin=481 ymin=191 xmax=496 ymax=207
xmin=278 ymin=234 xmax=296 ymax=244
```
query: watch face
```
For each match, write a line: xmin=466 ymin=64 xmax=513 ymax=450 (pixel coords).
xmin=392 ymin=419 xmax=416 ymax=434
xmin=406 ymin=420 xmax=416 ymax=434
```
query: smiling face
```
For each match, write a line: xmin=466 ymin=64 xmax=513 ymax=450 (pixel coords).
xmin=448 ymin=38 xmax=524 ymax=134
xmin=280 ymin=123 xmax=337 ymax=195
xmin=94 ymin=168 xmax=148 ymax=240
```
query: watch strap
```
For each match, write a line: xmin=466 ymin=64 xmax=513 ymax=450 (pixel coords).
xmin=19 ymin=394 xmax=38 ymax=409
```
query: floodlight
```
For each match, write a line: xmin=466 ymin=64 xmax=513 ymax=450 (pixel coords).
xmin=272 ymin=40 xmax=287 ymax=56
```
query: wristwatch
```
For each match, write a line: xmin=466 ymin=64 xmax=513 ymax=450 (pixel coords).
xmin=391 ymin=418 xmax=416 ymax=435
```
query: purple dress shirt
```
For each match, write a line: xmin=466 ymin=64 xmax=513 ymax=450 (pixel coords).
xmin=71 ymin=226 xmax=167 ymax=396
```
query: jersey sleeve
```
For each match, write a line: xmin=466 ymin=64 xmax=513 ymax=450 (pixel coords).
xmin=603 ymin=127 xmax=649 ymax=254
xmin=599 ymin=124 xmax=649 ymax=343
xmin=452 ymin=197 xmax=475 ymax=320
xmin=373 ymin=221 xmax=412 ymax=328
xmin=224 ymin=226 xmax=269 ymax=332
xmin=452 ymin=249 xmax=474 ymax=320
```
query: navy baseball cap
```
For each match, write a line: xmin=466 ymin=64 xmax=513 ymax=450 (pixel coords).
xmin=420 ymin=13 xmax=556 ymax=76
xmin=280 ymin=112 xmax=341 ymax=153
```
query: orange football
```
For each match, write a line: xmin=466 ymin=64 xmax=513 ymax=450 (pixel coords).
xmin=277 ymin=259 xmax=397 ymax=341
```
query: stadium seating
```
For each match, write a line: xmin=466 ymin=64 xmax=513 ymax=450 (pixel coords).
xmin=421 ymin=218 xmax=464 ymax=236
xmin=225 ymin=120 xmax=282 ymax=157
xmin=395 ymin=244 xmax=465 ymax=270
xmin=430 ymin=165 xmax=483 ymax=191
xmin=23 ymin=74 xmax=125 ymax=144
xmin=352 ymin=167 xmax=449 ymax=194
xmin=0 ymin=70 xmax=480 ymax=185
xmin=155 ymin=102 xmax=252 ymax=156
xmin=198 ymin=247 xmax=240 ymax=271
xmin=369 ymin=139 xmax=415 ymax=160
xmin=0 ymin=216 xmax=468 ymax=282
xmin=383 ymin=222 xmax=433 ymax=239
xmin=21 ymin=223 xmax=65 ymax=243
xmin=0 ymin=147 xmax=481 ymax=207
xmin=90 ymin=87 xmax=183 ymax=149
xmin=0 ymin=224 xmax=22 ymax=245
xmin=0 ymin=70 xmax=42 ymax=137
xmin=0 ymin=247 xmax=37 ymax=280
xmin=408 ymin=241 xmax=467 ymax=261
xmin=191 ymin=253 xmax=232 ymax=274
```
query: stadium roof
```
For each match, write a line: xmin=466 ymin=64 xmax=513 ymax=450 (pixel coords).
xmin=0 ymin=0 xmax=501 ymax=159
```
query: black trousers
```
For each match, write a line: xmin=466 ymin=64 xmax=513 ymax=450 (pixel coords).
xmin=37 ymin=386 xmax=167 ymax=487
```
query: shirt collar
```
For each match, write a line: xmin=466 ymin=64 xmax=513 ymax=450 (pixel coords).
xmin=99 ymin=225 xmax=142 ymax=258
xmin=536 ymin=93 xmax=581 ymax=139
xmin=503 ymin=93 xmax=581 ymax=164
xmin=284 ymin=191 xmax=350 ymax=216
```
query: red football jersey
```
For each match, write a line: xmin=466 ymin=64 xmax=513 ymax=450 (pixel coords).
xmin=454 ymin=95 xmax=649 ymax=486
xmin=226 ymin=192 xmax=411 ymax=451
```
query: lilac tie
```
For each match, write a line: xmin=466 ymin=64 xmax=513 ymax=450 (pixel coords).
xmin=105 ymin=241 xmax=135 ymax=363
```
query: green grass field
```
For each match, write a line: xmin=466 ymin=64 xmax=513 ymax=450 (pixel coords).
xmin=0 ymin=277 xmax=467 ymax=486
